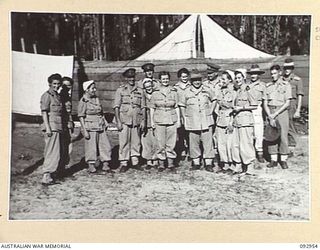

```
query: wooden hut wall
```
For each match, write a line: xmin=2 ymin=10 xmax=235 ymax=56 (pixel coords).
xmin=71 ymin=55 xmax=309 ymax=115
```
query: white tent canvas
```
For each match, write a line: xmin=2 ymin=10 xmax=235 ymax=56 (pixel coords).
xmin=12 ymin=51 xmax=74 ymax=115
xmin=136 ymin=14 xmax=274 ymax=60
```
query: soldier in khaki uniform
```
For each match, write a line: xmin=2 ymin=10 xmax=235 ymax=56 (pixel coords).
xmin=114 ymin=68 xmax=146 ymax=172
xmin=282 ymin=58 xmax=304 ymax=153
xmin=40 ymin=73 xmax=63 ymax=185
xmin=264 ymin=65 xmax=292 ymax=169
xmin=141 ymin=78 xmax=158 ymax=169
xmin=78 ymin=80 xmax=112 ymax=174
xmin=174 ymin=68 xmax=191 ymax=160
xmin=216 ymin=70 xmax=237 ymax=172
xmin=246 ymin=64 xmax=267 ymax=163
xmin=203 ymin=63 xmax=222 ymax=154
xmin=150 ymin=71 xmax=179 ymax=172
xmin=137 ymin=63 xmax=160 ymax=89
xmin=232 ymin=69 xmax=258 ymax=173
xmin=179 ymin=72 xmax=217 ymax=172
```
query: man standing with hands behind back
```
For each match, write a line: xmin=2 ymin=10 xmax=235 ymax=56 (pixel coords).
xmin=114 ymin=68 xmax=146 ymax=172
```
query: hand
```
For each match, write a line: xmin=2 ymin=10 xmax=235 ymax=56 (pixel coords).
xmin=226 ymin=124 xmax=234 ymax=134
xmin=293 ymin=110 xmax=301 ymax=119
xmin=67 ymin=121 xmax=74 ymax=130
xmin=269 ymin=113 xmax=277 ymax=120
xmin=117 ymin=121 xmax=123 ymax=131
xmin=269 ymin=118 xmax=277 ymax=127
xmin=46 ymin=128 xmax=53 ymax=137
xmin=233 ymin=106 xmax=242 ymax=113
xmin=84 ymin=130 xmax=90 ymax=140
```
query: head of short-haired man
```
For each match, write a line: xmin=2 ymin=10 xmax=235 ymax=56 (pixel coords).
xmin=48 ymin=73 xmax=62 ymax=92
xmin=270 ymin=64 xmax=281 ymax=82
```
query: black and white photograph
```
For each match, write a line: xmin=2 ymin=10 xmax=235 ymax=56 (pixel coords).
xmin=10 ymin=12 xmax=310 ymax=220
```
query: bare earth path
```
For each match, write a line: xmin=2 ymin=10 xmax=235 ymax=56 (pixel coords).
xmin=9 ymin=126 xmax=309 ymax=220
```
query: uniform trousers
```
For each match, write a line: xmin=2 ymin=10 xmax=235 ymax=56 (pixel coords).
xmin=232 ymin=126 xmax=255 ymax=165
xmin=154 ymin=124 xmax=177 ymax=160
xmin=43 ymin=132 xmax=61 ymax=174
xmin=288 ymin=99 xmax=298 ymax=147
xmin=189 ymin=127 xmax=215 ymax=160
xmin=268 ymin=107 xmax=289 ymax=155
xmin=85 ymin=130 xmax=112 ymax=163
xmin=252 ymin=106 xmax=264 ymax=152
xmin=141 ymin=127 xmax=157 ymax=160
xmin=215 ymin=126 xmax=233 ymax=163
xmin=119 ymin=124 xmax=141 ymax=161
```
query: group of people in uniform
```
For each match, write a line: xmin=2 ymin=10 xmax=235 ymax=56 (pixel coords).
xmin=40 ymin=58 xmax=304 ymax=185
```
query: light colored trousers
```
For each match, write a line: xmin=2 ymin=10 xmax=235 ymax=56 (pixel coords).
xmin=119 ymin=125 xmax=141 ymax=161
xmin=189 ymin=127 xmax=215 ymax=159
xmin=215 ymin=126 xmax=233 ymax=163
xmin=43 ymin=132 xmax=61 ymax=174
xmin=252 ymin=106 xmax=264 ymax=152
xmin=154 ymin=124 xmax=177 ymax=160
xmin=141 ymin=128 xmax=157 ymax=160
xmin=232 ymin=126 xmax=255 ymax=165
xmin=85 ymin=130 xmax=112 ymax=163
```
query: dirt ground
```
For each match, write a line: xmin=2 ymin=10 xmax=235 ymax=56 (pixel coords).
xmin=9 ymin=123 xmax=309 ymax=220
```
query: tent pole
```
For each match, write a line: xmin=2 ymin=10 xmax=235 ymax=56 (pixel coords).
xmin=197 ymin=15 xmax=201 ymax=58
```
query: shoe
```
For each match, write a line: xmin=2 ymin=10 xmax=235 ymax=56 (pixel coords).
xmin=119 ymin=165 xmax=130 ymax=173
xmin=144 ymin=165 xmax=153 ymax=170
xmin=267 ymin=160 xmax=278 ymax=168
xmin=190 ymin=165 xmax=200 ymax=171
xmin=288 ymin=151 xmax=294 ymax=158
xmin=204 ymin=164 xmax=214 ymax=172
xmin=168 ymin=167 xmax=177 ymax=174
xmin=133 ymin=165 xmax=144 ymax=171
xmin=158 ymin=167 xmax=165 ymax=172
xmin=279 ymin=161 xmax=289 ymax=169
xmin=102 ymin=162 xmax=111 ymax=172
xmin=254 ymin=162 xmax=263 ymax=170
xmin=88 ymin=163 xmax=97 ymax=173
xmin=41 ymin=173 xmax=54 ymax=185
xmin=257 ymin=153 xmax=265 ymax=163
xmin=167 ymin=158 xmax=175 ymax=169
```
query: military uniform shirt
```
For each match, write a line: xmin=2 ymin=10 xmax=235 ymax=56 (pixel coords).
xmin=179 ymin=85 xmax=215 ymax=131
xmin=78 ymin=94 xmax=106 ymax=131
xmin=216 ymin=85 xmax=236 ymax=127
xmin=113 ymin=84 xmax=145 ymax=126
xmin=265 ymin=78 xmax=292 ymax=107
xmin=150 ymin=86 xmax=178 ymax=125
xmin=248 ymin=80 xmax=267 ymax=106
xmin=233 ymin=84 xmax=257 ymax=127
xmin=174 ymin=80 xmax=191 ymax=104
xmin=283 ymin=73 xmax=304 ymax=99
xmin=40 ymin=88 xmax=63 ymax=132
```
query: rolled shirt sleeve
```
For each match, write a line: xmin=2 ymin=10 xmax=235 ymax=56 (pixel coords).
xmin=77 ymin=98 xmax=87 ymax=117
xmin=113 ymin=88 xmax=122 ymax=109
xmin=40 ymin=92 xmax=50 ymax=112
xmin=285 ymin=84 xmax=293 ymax=101
xmin=296 ymin=77 xmax=304 ymax=96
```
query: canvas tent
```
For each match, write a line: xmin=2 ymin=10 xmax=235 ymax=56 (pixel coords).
xmin=136 ymin=14 xmax=274 ymax=60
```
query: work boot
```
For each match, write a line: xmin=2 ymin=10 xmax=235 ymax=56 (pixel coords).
xmin=88 ymin=163 xmax=97 ymax=173
xmin=144 ymin=160 xmax=153 ymax=170
xmin=267 ymin=160 xmax=278 ymax=168
xmin=204 ymin=159 xmax=214 ymax=172
xmin=41 ymin=173 xmax=54 ymax=185
xmin=167 ymin=158 xmax=177 ymax=173
xmin=102 ymin=162 xmax=114 ymax=174
xmin=158 ymin=160 xmax=165 ymax=172
xmin=232 ymin=163 xmax=243 ymax=174
xmin=119 ymin=161 xmax=129 ymax=173
xmin=279 ymin=161 xmax=289 ymax=169
xmin=190 ymin=159 xmax=201 ymax=170
xmin=257 ymin=152 xmax=265 ymax=163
